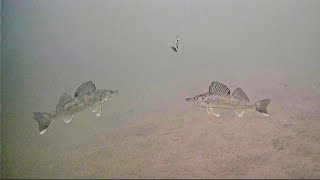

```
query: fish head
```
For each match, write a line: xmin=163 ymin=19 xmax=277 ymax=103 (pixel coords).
xmin=185 ymin=93 xmax=207 ymax=104
xmin=113 ymin=89 xmax=120 ymax=96
xmin=92 ymin=89 xmax=106 ymax=100
xmin=98 ymin=89 xmax=120 ymax=101
xmin=107 ymin=89 xmax=119 ymax=96
xmin=185 ymin=96 xmax=199 ymax=102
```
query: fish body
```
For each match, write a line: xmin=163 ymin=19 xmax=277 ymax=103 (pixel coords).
xmin=185 ymin=81 xmax=271 ymax=117
xmin=33 ymin=81 xmax=119 ymax=134
xmin=193 ymin=93 xmax=254 ymax=109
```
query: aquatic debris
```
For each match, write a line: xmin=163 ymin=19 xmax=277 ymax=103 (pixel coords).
xmin=33 ymin=81 xmax=119 ymax=134
xmin=185 ymin=81 xmax=271 ymax=117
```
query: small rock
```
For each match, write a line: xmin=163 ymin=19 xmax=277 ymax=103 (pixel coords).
xmin=280 ymin=83 xmax=288 ymax=88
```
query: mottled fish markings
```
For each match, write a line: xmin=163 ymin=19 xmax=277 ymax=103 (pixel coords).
xmin=33 ymin=81 xmax=119 ymax=134
xmin=186 ymin=81 xmax=271 ymax=117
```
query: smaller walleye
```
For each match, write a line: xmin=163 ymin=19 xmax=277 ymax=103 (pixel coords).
xmin=33 ymin=81 xmax=119 ymax=134
xmin=169 ymin=35 xmax=179 ymax=52
xmin=185 ymin=81 xmax=271 ymax=117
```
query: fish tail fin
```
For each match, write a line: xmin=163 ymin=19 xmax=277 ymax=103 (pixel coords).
xmin=33 ymin=112 xmax=53 ymax=134
xmin=255 ymin=99 xmax=271 ymax=116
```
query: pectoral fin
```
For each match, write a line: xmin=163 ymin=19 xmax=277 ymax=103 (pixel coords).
xmin=63 ymin=114 xmax=74 ymax=124
xmin=93 ymin=105 xmax=102 ymax=116
xmin=234 ymin=110 xmax=245 ymax=117
xmin=210 ymin=108 xmax=220 ymax=117
xmin=206 ymin=108 xmax=211 ymax=115
xmin=92 ymin=105 xmax=99 ymax=112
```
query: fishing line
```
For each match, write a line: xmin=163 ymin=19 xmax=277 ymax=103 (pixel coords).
xmin=166 ymin=0 xmax=192 ymax=51
xmin=166 ymin=0 xmax=171 ymax=35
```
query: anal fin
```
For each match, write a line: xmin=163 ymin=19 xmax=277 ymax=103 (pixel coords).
xmin=93 ymin=105 xmax=102 ymax=116
xmin=63 ymin=114 xmax=74 ymax=124
xmin=206 ymin=108 xmax=211 ymax=115
xmin=234 ymin=110 xmax=245 ymax=117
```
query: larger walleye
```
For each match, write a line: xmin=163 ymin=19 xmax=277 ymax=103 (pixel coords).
xmin=33 ymin=81 xmax=119 ymax=134
xmin=185 ymin=81 xmax=271 ymax=117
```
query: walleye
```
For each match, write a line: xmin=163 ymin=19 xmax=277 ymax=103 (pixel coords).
xmin=169 ymin=35 xmax=179 ymax=52
xmin=33 ymin=81 xmax=119 ymax=134
xmin=185 ymin=81 xmax=271 ymax=117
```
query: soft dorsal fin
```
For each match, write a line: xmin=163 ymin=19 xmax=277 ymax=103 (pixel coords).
xmin=56 ymin=92 xmax=74 ymax=112
xmin=209 ymin=81 xmax=230 ymax=95
xmin=232 ymin=88 xmax=250 ymax=102
xmin=74 ymin=81 xmax=96 ymax=98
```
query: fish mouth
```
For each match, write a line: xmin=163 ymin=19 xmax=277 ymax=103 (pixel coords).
xmin=185 ymin=97 xmax=195 ymax=102
xmin=107 ymin=89 xmax=119 ymax=96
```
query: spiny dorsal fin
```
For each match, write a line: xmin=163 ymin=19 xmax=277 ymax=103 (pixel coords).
xmin=209 ymin=81 xmax=230 ymax=95
xmin=74 ymin=81 xmax=96 ymax=98
xmin=232 ymin=88 xmax=250 ymax=102
xmin=56 ymin=92 xmax=74 ymax=112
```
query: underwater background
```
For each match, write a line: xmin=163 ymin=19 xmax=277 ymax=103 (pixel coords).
xmin=1 ymin=0 xmax=320 ymax=178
